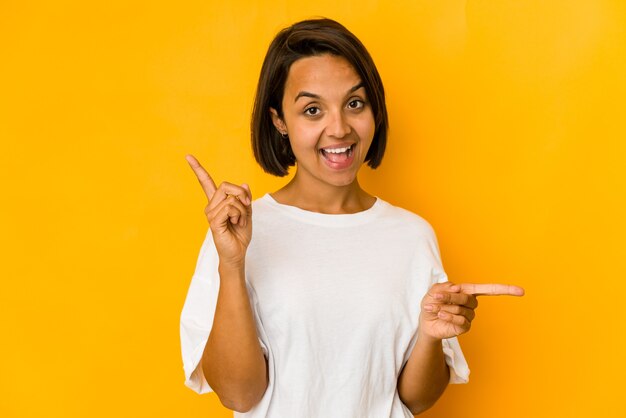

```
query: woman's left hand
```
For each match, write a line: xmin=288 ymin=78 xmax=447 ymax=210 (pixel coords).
xmin=419 ymin=282 xmax=525 ymax=341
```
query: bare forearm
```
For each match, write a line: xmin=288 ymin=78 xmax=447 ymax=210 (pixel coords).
xmin=202 ymin=263 xmax=268 ymax=412
xmin=397 ymin=333 xmax=449 ymax=415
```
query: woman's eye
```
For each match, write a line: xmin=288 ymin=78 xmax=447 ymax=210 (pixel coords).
xmin=304 ymin=107 xmax=320 ymax=116
xmin=348 ymin=100 xmax=364 ymax=109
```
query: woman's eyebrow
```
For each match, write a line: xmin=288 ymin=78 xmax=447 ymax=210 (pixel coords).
xmin=347 ymin=82 xmax=365 ymax=94
xmin=294 ymin=82 xmax=365 ymax=103
xmin=294 ymin=91 xmax=320 ymax=102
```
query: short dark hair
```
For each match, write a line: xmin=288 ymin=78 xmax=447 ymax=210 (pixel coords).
xmin=251 ymin=18 xmax=389 ymax=177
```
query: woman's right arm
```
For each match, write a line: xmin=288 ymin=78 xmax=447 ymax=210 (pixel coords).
xmin=186 ymin=155 xmax=268 ymax=413
xmin=202 ymin=263 xmax=268 ymax=412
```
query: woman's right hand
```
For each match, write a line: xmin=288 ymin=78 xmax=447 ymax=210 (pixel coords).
xmin=186 ymin=154 xmax=252 ymax=268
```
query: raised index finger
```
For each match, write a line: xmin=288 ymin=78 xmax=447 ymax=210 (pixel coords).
xmin=453 ymin=283 xmax=525 ymax=297
xmin=185 ymin=154 xmax=217 ymax=201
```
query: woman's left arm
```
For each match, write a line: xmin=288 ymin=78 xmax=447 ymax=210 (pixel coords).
xmin=397 ymin=330 xmax=450 ymax=415
xmin=397 ymin=282 xmax=524 ymax=415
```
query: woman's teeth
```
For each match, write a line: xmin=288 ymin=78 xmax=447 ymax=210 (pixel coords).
xmin=320 ymin=144 xmax=354 ymax=157
xmin=325 ymin=146 xmax=351 ymax=154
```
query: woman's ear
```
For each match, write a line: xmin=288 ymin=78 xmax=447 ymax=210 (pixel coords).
xmin=270 ymin=108 xmax=288 ymax=136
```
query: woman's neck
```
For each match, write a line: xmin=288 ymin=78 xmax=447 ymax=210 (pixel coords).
xmin=271 ymin=174 xmax=376 ymax=214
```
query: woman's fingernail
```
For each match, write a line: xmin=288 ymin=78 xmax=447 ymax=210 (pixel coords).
xmin=435 ymin=293 xmax=444 ymax=300
xmin=424 ymin=304 xmax=433 ymax=312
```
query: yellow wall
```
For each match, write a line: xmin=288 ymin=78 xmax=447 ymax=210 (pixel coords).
xmin=1 ymin=1 xmax=624 ymax=417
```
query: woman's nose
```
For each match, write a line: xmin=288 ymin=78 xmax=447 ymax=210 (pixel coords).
xmin=325 ymin=110 xmax=351 ymax=138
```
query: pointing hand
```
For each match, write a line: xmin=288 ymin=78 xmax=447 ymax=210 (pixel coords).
xmin=186 ymin=154 xmax=252 ymax=268
xmin=419 ymin=282 xmax=525 ymax=341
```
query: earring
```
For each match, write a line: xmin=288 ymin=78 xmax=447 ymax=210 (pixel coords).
xmin=281 ymin=132 xmax=288 ymax=139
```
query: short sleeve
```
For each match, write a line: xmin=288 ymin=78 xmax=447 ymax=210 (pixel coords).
xmin=179 ymin=229 xmax=269 ymax=394
xmin=442 ymin=337 xmax=470 ymax=383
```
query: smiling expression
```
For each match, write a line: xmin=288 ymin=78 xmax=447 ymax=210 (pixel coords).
xmin=271 ymin=54 xmax=376 ymax=188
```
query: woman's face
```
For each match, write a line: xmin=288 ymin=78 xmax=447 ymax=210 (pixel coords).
xmin=271 ymin=54 xmax=376 ymax=188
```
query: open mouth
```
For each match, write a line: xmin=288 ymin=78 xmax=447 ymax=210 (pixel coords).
xmin=319 ymin=144 xmax=355 ymax=163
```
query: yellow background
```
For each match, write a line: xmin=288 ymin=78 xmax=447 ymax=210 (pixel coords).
xmin=1 ymin=0 xmax=624 ymax=417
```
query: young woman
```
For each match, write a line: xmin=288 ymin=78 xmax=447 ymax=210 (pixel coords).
xmin=180 ymin=18 xmax=524 ymax=417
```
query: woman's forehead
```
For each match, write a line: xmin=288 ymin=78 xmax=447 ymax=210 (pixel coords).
xmin=284 ymin=54 xmax=363 ymax=99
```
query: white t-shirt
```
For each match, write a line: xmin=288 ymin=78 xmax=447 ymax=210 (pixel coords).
xmin=180 ymin=194 xmax=469 ymax=417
